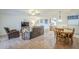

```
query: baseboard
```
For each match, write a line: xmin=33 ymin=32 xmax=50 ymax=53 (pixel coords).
xmin=0 ymin=34 xmax=7 ymax=37
xmin=74 ymin=34 xmax=79 ymax=38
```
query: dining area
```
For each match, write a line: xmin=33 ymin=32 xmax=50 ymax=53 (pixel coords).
xmin=53 ymin=27 xmax=75 ymax=48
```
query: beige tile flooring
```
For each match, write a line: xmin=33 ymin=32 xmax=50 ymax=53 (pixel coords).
xmin=0 ymin=31 xmax=79 ymax=49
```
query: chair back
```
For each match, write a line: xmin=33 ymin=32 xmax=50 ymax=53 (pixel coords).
xmin=4 ymin=27 xmax=10 ymax=33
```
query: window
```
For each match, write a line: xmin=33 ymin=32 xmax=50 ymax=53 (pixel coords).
xmin=68 ymin=15 xmax=79 ymax=19
xmin=45 ymin=19 xmax=48 ymax=24
xmin=68 ymin=15 xmax=79 ymax=26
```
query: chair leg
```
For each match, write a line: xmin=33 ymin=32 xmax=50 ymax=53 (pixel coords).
xmin=71 ymin=38 xmax=73 ymax=45
xmin=8 ymin=36 xmax=10 ymax=40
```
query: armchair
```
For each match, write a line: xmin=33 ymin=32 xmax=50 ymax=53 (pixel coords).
xmin=4 ymin=27 xmax=20 ymax=39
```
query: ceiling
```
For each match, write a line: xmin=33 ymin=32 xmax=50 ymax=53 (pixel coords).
xmin=0 ymin=9 xmax=79 ymax=17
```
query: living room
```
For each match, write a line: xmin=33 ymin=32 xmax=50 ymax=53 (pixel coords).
xmin=0 ymin=9 xmax=79 ymax=49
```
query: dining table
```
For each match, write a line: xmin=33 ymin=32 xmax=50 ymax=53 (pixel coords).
xmin=54 ymin=27 xmax=74 ymax=44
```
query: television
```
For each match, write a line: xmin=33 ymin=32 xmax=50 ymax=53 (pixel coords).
xmin=21 ymin=22 xmax=29 ymax=27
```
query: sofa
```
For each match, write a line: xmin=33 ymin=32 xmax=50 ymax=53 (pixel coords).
xmin=30 ymin=26 xmax=44 ymax=39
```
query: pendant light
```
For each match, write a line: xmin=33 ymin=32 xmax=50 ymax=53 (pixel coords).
xmin=58 ymin=10 xmax=62 ymax=22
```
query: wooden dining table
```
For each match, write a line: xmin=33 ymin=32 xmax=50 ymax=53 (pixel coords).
xmin=54 ymin=27 xmax=74 ymax=44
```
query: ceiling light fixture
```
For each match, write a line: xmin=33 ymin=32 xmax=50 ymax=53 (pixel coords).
xmin=58 ymin=10 xmax=62 ymax=22
xmin=28 ymin=9 xmax=40 ymax=16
